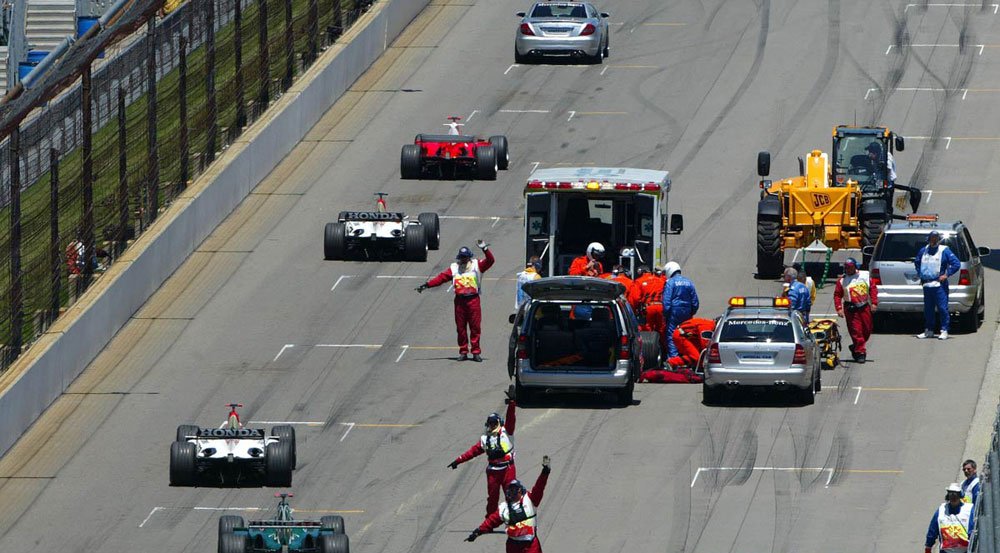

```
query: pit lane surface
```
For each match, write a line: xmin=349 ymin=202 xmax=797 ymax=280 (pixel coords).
xmin=1 ymin=1 xmax=999 ymax=552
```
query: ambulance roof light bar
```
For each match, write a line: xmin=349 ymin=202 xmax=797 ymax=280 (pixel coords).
xmin=524 ymin=181 xmax=661 ymax=192
xmin=728 ymin=296 xmax=791 ymax=308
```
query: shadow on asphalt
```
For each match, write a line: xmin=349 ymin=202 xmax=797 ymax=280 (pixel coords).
xmin=702 ymin=389 xmax=813 ymax=409
xmin=515 ymin=391 xmax=640 ymax=410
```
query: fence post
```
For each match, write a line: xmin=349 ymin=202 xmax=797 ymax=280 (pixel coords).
xmin=205 ymin=0 xmax=217 ymax=163
xmin=146 ymin=18 xmax=159 ymax=224
xmin=178 ymin=35 xmax=189 ymax=193
xmin=49 ymin=148 xmax=59 ymax=318
xmin=81 ymin=64 xmax=95 ymax=278
xmin=8 ymin=127 xmax=22 ymax=361
xmin=117 ymin=88 xmax=128 ymax=252
xmin=234 ymin=0 xmax=246 ymax=129
xmin=331 ymin=0 xmax=342 ymax=42
xmin=283 ymin=0 xmax=293 ymax=90
xmin=257 ymin=0 xmax=269 ymax=111
xmin=307 ymin=0 xmax=318 ymax=64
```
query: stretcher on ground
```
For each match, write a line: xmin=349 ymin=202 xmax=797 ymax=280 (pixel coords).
xmin=806 ymin=318 xmax=842 ymax=370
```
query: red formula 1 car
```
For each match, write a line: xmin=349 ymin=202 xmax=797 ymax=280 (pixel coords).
xmin=400 ymin=117 xmax=509 ymax=180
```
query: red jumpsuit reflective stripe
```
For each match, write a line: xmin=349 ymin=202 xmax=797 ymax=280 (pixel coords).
xmin=452 ymin=401 xmax=517 ymax=515
xmin=426 ymin=249 xmax=495 ymax=354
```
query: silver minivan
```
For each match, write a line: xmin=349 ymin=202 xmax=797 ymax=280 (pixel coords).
xmin=866 ymin=217 xmax=989 ymax=332
xmin=508 ymin=277 xmax=659 ymax=406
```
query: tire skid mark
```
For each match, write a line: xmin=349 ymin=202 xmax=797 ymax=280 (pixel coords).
xmin=676 ymin=0 xmax=841 ymax=267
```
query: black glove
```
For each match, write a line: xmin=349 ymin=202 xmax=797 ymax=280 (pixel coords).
xmin=466 ymin=529 xmax=482 ymax=542
xmin=415 ymin=283 xmax=429 ymax=293
xmin=448 ymin=460 xmax=459 ymax=470
xmin=541 ymin=455 xmax=551 ymax=474
xmin=504 ymin=388 xmax=515 ymax=405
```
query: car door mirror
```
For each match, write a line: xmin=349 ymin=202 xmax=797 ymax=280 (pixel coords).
xmin=509 ymin=313 xmax=517 ymax=324
xmin=979 ymin=246 xmax=992 ymax=256
xmin=516 ymin=11 xmax=526 ymax=17
xmin=600 ymin=12 xmax=610 ymax=17
xmin=757 ymin=151 xmax=771 ymax=177
xmin=700 ymin=330 xmax=714 ymax=340
xmin=862 ymin=245 xmax=875 ymax=256
xmin=894 ymin=133 xmax=905 ymax=152
xmin=670 ymin=214 xmax=684 ymax=234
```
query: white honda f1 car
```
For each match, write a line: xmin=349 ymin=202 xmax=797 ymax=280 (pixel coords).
xmin=170 ymin=403 xmax=296 ymax=487
xmin=323 ymin=193 xmax=440 ymax=261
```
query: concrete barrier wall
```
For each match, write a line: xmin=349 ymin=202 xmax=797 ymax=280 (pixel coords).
xmin=0 ymin=0 xmax=431 ymax=457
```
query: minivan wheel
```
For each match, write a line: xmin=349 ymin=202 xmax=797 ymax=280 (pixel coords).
xmin=616 ymin=379 xmax=634 ymax=407
xmin=962 ymin=292 xmax=982 ymax=333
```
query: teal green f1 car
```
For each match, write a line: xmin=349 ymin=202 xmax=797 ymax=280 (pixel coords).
xmin=218 ymin=493 xmax=349 ymax=553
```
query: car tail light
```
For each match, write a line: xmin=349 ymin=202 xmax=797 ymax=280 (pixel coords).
xmin=580 ymin=23 xmax=596 ymax=36
xmin=871 ymin=268 xmax=881 ymax=286
xmin=619 ymin=335 xmax=629 ymax=359
xmin=792 ymin=344 xmax=806 ymax=365
xmin=959 ymin=269 xmax=971 ymax=286
xmin=520 ymin=23 xmax=535 ymax=35
xmin=516 ymin=335 xmax=528 ymax=360
xmin=707 ymin=343 xmax=720 ymax=364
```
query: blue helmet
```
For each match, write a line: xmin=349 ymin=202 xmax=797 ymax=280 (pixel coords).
xmin=845 ymin=257 xmax=859 ymax=267
xmin=457 ymin=246 xmax=473 ymax=260
xmin=485 ymin=412 xmax=502 ymax=428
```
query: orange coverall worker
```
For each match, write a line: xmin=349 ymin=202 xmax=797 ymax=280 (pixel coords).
xmin=568 ymin=256 xmax=602 ymax=276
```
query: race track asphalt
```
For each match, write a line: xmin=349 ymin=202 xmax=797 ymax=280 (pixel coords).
xmin=1 ymin=1 xmax=999 ymax=552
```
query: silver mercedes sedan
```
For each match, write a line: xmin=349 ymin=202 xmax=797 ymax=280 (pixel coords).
xmin=514 ymin=2 xmax=610 ymax=64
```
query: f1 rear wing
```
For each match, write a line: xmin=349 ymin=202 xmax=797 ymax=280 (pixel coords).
xmin=338 ymin=211 xmax=405 ymax=222
xmin=189 ymin=428 xmax=267 ymax=438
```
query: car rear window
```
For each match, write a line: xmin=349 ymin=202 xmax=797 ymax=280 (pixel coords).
xmin=531 ymin=4 xmax=589 ymax=18
xmin=719 ymin=318 xmax=794 ymax=343
xmin=875 ymin=233 xmax=968 ymax=262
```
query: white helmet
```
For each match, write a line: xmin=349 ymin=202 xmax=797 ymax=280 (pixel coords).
xmin=663 ymin=261 xmax=681 ymax=278
xmin=586 ymin=242 xmax=605 ymax=261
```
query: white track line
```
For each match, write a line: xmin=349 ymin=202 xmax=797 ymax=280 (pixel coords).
xmin=273 ymin=344 xmax=294 ymax=362
xmin=331 ymin=275 xmax=352 ymax=291
xmin=466 ymin=109 xmax=478 ymax=121
xmin=567 ymin=110 xmax=576 ymax=122
xmin=139 ymin=507 xmax=162 ymax=528
xmin=316 ymin=344 xmax=382 ymax=348
xmin=854 ymin=386 xmax=863 ymax=405
xmin=499 ymin=109 xmax=550 ymax=113
xmin=395 ymin=345 xmax=409 ymax=363
xmin=692 ymin=466 xmax=836 ymax=488
xmin=530 ymin=161 xmax=541 ymax=173
xmin=504 ymin=64 xmax=518 ymax=75
xmin=249 ymin=421 xmax=326 ymax=426
xmin=339 ymin=422 xmax=356 ymax=442
xmin=905 ymin=3 xmax=998 ymax=12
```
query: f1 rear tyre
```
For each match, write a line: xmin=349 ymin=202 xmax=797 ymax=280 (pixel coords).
xmin=265 ymin=442 xmax=293 ymax=487
xmin=175 ymin=424 xmax=199 ymax=443
xmin=320 ymin=533 xmax=350 ymax=553
xmin=271 ymin=425 xmax=297 ymax=470
xmin=169 ymin=441 xmax=197 ymax=486
xmin=218 ymin=515 xmax=244 ymax=545
xmin=475 ymin=145 xmax=498 ymax=180
xmin=321 ymin=515 xmax=346 ymax=534
xmin=324 ymin=222 xmax=346 ymax=260
xmin=489 ymin=136 xmax=509 ymax=170
xmin=219 ymin=532 xmax=247 ymax=553
xmin=417 ymin=212 xmax=440 ymax=250
xmin=400 ymin=144 xmax=422 ymax=179
xmin=756 ymin=218 xmax=783 ymax=279
xmin=404 ymin=225 xmax=428 ymax=262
